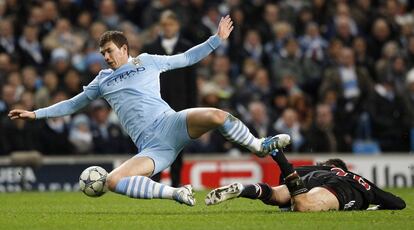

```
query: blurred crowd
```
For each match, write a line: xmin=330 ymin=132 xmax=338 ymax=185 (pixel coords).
xmin=1 ymin=0 xmax=414 ymax=156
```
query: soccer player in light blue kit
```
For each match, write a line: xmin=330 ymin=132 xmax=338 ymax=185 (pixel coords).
xmin=9 ymin=16 xmax=290 ymax=206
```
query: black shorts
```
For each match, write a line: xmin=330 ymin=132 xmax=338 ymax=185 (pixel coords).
xmin=304 ymin=175 xmax=367 ymax=210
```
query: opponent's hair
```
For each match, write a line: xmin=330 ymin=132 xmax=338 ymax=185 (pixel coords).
xmin=99 ymin=31 xmax=129 ymax=54
xmin=318 ymin=158 xmax=348 ymax=171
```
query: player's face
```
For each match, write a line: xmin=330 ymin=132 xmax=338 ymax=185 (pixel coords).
xmin=100 ymin=41 xmax=128 ymax=69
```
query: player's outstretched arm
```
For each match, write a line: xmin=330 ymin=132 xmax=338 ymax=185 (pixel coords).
xmin=9 ymin=92 xmax=93 ymax=120
xmin=150 ymin=15 xmax=234 ymax=72
xmin=371 ymin=186 xmax=406 ymax=210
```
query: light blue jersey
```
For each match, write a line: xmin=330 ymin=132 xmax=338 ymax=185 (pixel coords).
xmin=34 ymin=35 xmax=221 ymax=146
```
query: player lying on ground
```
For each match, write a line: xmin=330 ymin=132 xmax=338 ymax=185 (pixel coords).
xmin=206 ymin=155 xmax=406 ymax=211
xmin=8 ymin=15 xmax=291 ymax=206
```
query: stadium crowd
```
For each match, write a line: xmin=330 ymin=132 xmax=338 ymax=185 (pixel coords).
xmin=1 ymin=0 xmax=414 ymax=155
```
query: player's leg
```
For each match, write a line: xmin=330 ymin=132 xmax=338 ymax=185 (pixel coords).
xmin=205 ymin=182 xmax=291 ymax=206
xmin=292 ymin=187 xmax=339 ymax=211
xmin=270 ymin=151 xmax=339 ymax=211
xmin=185 ymin=108 xmax=290 ymax=156
xmin=106 ymin=156 xmax=195 ymax=206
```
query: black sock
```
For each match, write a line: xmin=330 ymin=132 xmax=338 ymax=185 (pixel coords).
xmin=239 ymin=183 xmax=271 ymax=199
xmin=240 ymin=183 xmax=279 ymax=206
xmin=271 ymin=151 xmax=294 ymax=177
xmin=271 ymin=151 xmax=308 ymax=196
xmin=239 ymin=183 xmax=261 ymax=199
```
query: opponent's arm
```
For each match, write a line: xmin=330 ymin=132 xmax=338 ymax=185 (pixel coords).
xmin=152 ymin=15 xmax=233 ymax=72
xmin=370 ymin=185 xmax=406 ymax=210
xmin=8 ymin=92 xmax=92 ymax=120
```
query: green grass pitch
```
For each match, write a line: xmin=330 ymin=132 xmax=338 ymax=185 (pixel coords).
xmin=0 ymin=189 xmax=413 ymax=230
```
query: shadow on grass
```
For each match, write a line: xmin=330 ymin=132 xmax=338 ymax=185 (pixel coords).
xmin=38 ymin=209 xmax=280 ymax=216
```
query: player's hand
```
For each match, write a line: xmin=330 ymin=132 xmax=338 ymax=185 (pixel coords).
xmin=367 ymin=205 xmax=381 ymax=211
xmin=8 ymin=109 xmax=36 ymax=120
xmin=217 ymin=15 xmax=233 ymax=40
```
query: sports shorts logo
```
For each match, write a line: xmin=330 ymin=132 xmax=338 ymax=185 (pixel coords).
xmin=344 ymin=200 xmax=356 ymax=210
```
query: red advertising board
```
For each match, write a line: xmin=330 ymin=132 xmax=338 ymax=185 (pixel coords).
xmin=160 ymin=156 xmax=314 ymax=190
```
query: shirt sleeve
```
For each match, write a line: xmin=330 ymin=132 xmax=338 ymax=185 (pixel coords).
xmin=34 ymin=77 xmax=101 ymax=119
xmin=34 ymin=92 xmax=93 ymax=119
xmin=370 ymin=184 xmax=406 ymax=210
xmin=149 ymin=34 xmax=221 ymax=73
xmin=82 ymin=77 xmax=101 ymax=100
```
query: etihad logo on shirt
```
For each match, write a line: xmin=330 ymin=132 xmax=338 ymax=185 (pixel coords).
xmin=106 ymin=67 xmax=146 ymax=86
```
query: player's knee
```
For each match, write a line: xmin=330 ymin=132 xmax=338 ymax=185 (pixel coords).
xmin=208 ymin=109 xmax=228 ymax=126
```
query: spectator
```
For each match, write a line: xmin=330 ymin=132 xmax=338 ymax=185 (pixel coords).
xmin=352 ymin=36 xmax=375 ymax=78
xmin=319 ymin=47 xmax=373 ymax=151
xmin=199 ymin=82 xmax=221 ymax=108
xmin=245 ymin=101 xmax=277 ymax=138
xmin=90 ymin=99 xmax=133 ymax=154
xmin=269 ymin=87 xmax=289 ymax=121
xmin=299 ymin=22 xmax=328 ymax=64
xmin=257 ymin=3 xmax=279 ymax=44
xmin=271 ymin=37 xmax=318 ymax=86
xmin=69 ymin=114 xmax=93 ymax=154
xmin=237 ymin=29 xmax=265 ymax=65
xmin=42 ymin=18 xmax=84 ymax=54
xmin=0 ymin=103 xmax=39 ymax=155
xmin=289 ymin=93 xmax=314 ymax=131
xmin=49 ymin=48 xmax=71 ymax=79
xmin=403 ymin=69 xmax=414 ymax=127
xmin=0 ymin=84 xmax=17 ymax=117
xmin=63 ymin=69 xmax=83 ymax=98
xmin=273 ymin=108 xmax=305 ymax=152
xmin=235 ymin=58 xmax=259 ymax=90
xmin=303 ymin=104 xmax=343 ymax=153
xmin=98 ymin=0 xmax=122 ymax=30
xmin=85 ymin=22 xmax=108 ymax=52
xmin=0 ymin=18 xmax=17 ymax=57
xmin=34 ymin=70 xmax=59 ymax=108
xmin=36 ymin=91 xmax=74 ymax=155
xmin=0 ymin=53 xmax=14 ymax=83
xmin=368 ymin=18 xmax=394 ymax=60
xmin=18 ymin=24 xmax=46 ymax=69
xmin=235 ymin=67 xmax=272 ymax=116
xmin=142 ymin=10 xmax=197 ymax=187
xmin=21 ymin=66 xmax=40 ymax=93
xmin=404 ymin=35 xmax=414 ymax=69
xmin=375 ymin=41 xmax=401 ymax=82
xmin=6 ymin=71 xmax=24 ymax=100
xmin=41 ymin=1 xmax=59 ymax=35
xmin=368 ymin=77 xmax=410 ymax=152
xmin=264 ymin=21 xmax=293 ymax=68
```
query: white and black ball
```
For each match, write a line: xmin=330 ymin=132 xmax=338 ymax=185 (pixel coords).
xmin=79 ymin=166 xmax=108 ymax=197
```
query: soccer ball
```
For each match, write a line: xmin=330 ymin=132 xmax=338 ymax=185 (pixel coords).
xmin=79 ymin=166 xmax=108 ymax=197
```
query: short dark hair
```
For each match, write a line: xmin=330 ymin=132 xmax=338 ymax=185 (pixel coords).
xmin=99 ymin=31 xmax=129 ymax=53
xmin=318 ymin=158 xmax=348 ymax=171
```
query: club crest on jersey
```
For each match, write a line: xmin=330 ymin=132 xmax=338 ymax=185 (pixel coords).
xmin=106 ymin=66 xmax=146 ymax=86
xmin=131 ymin=57 xmax=142 ymax=66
